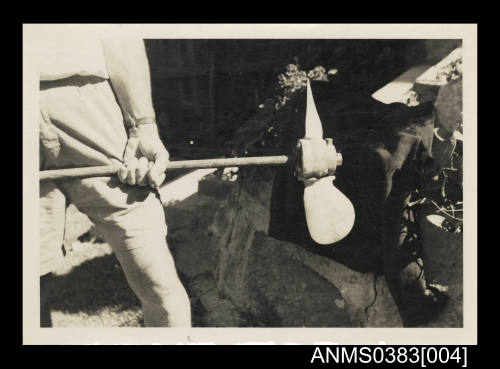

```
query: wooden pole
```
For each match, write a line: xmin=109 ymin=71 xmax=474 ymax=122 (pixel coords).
xmin=39 ymin=155 xmax=292 ymax=182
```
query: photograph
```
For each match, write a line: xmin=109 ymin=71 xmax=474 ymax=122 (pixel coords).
xmin=23 ymin=24 xmax=477 ymax=345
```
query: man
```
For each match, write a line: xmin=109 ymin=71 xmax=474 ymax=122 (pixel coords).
xmin=39 ymin=35 xmax=191 ymax=327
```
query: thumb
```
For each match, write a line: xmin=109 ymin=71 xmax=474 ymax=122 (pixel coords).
xmin=148 ymin=149 xmax=169 ymax=187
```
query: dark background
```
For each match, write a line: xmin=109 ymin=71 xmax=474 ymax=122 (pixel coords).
xmin=145 ymin=39 xmax=461 ymax=159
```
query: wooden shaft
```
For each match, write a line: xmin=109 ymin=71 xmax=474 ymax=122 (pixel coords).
xmin=39 ymin=155 xmax=292 ymax=182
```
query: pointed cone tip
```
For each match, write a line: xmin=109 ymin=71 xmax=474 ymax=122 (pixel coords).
xmin=304 ymin=79 xmax=323 ymax=139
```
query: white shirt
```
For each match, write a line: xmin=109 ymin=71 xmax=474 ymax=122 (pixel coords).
xmin=37 ymin=31 xmax=109 ymax=81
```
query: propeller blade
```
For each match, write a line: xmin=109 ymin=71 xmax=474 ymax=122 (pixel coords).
xmin=304 ymin=80 xmax=323 ymax=139
xmin=303 ymin=177 xmax=355 ymax=244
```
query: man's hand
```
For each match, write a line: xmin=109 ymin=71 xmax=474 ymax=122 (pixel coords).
xmin=101 ymin=40 xmax=167 ymax=187
xmin=118 ymin=124 xmax=169 ymax=187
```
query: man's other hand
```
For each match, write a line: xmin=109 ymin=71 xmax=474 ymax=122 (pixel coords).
xmin=118 ymin=123 xmax=169 ymax=188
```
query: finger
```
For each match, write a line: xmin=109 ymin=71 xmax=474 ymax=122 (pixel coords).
xmin=126 ymin=157 xmax=138 ymax=185
xmin=148 ymin=150 xmax=169 ymax=187
xmin=119 ymin=138 xmax=139 ymax=183
xmin=118 ymin=165 xmax=129 ymax=184
xmin=144 ymin=161 xmax=154 ymax=187
xmin=156 ymin=173 xmax=166 ymax=188
xmin=123 ymin=137 xmax=139 ymax=164
xmin=136 ymin=157 xmax=149 ymax=186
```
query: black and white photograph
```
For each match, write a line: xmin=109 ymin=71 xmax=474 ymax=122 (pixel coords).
xmin=23 ymin=24 xmax=477 ymax=345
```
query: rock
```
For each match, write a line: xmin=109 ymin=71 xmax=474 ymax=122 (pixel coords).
xmin=165 ymin=204 xmax=215 ymax=279
xmin=245 ymin=232 xmax=352 ymax=326
xmin=201 ymin=167 xmax=403 ymax=327
xmin=189 ymin=273 xmax=248 ymax=327
xmin=276 ymin=236 xmax=402 ymax=327
xmin=420 ymin=213 xmax=463 ymax=327
xmin=162 ymin=184 xmax=250 ymax=327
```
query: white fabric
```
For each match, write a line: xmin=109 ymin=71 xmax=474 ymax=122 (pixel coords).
xmin=38 ymin=32 xmax=109 ymax=81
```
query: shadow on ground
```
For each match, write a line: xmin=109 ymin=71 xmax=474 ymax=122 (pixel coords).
xmin=49 ymin=237 xmax=207 ymax=327
xmin=47 ymin=253 xmax=141 ymax=315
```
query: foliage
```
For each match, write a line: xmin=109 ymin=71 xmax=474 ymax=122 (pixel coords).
xmin=275 ymin=64 xmax=333 ymax=108
xmin=411 ymin=138 xmax=463 ymax=234
xmin=433 ymin=146 xmax=463 ymax=232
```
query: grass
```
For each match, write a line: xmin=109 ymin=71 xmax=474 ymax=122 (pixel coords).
xmin=47 ymin=240 xmax=144 ymax=327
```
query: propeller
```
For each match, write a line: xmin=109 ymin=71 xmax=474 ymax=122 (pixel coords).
xmin=300 ymin=80 xmax=355 ymax=244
